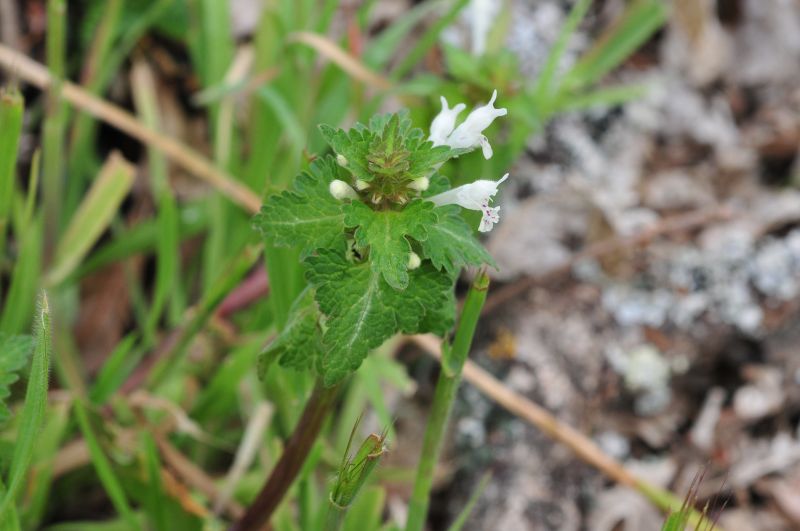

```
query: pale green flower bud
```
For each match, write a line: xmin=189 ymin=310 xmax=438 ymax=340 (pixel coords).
xmin=408 ymin=252 xmax=421 ymax=270
xmin=409 ymin=177 xmax=429 ymax=192
xmin=329 ymin=179 xmax=359 ymax=200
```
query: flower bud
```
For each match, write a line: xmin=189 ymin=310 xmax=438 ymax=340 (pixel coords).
xmin=408 ymin=252 xmax=421 ymax=270
xmin=329 ymin=179 xmax=359 ymax=200
xmin=336 ymin=154 xmax=348 ymax=167
xmin=409 ymin=177 xmax=429 ymax=192
xmin=355 ymin=179 xmax=370 ymax=191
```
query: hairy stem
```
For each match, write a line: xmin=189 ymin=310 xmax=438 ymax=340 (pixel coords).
xmin=231 ymin=379 xmax=340 ymax=531
xmin=406 ymin=271 xmax=489 ymax=531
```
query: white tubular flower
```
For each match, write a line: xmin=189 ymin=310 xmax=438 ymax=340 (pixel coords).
xmin=329 ymin=179 xmax=359 ymax=201
xmin=444 ymin=90 xmax=507 ymax=159
xmin=429 ymin=96 xmax=466 ymax=146
xmin=469 ymin=0 xmax=500 ymax=56
xmin=428 ymin=173 xmax=509 ymax=232
xmin=354 ymin=179 xmax=370 ymax=191
xmin=407 ymin=252 xmax=421 ymax=270
xmin=409 ymin=177 xmax=429 ymax=192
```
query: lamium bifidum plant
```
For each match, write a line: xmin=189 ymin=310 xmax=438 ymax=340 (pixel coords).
xmin=254 ymin=90 xmax=508 ymax=387
xmin=235 ymin=91 xmax=509 ymax=531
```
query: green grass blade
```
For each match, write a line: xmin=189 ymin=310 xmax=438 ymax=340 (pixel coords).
xmin=0 ymin=87 xmax=24 ymax=259
xmin=661 ymin=511 xmax=689 ymax=531
xmin=88 ymin=334 xmax=139 ymax=405
xmin=68 ymin=0 xmax=175 ymax=187
xmin=66 ymin=0 xmax=124 ymax=202
xmin=447 ymin=472 xmax=491 ymax=531
xmin=69 ymin=204 xmax=206 ymax=283
xmin=0 ymin=218 xmax=42 ymax=335
xmin=341 ymin=486 xmax=385 ymax=531
xmin=391 ymin=0 xmax=470 ymax=80
xmin=73 ymin=398 xmax=138 ymax=529
xmin=20 ymin=400 xmax=70 ymax=530
xmin=314 ymin=0 xmax=340 ymax=34
xmin=257 ymin=87 xmax=307 ymax=155
xmin=46 ymin=153 xmax=135 ymax=286
xmin=0 ymin=293 xmax=52 ymax=521
xmin=0 ymin=479 xmax=20 ymax=531
xmin=147 ymin=244 xmax=261 ymax=388
xmin=531 ymin=0 xmax=592 ymax=101
xmin=21 ymin=150 xmax=40 ymax=230
xmin=555 ymin=83 xmax=648 ymax=112
xmin=131 ymin=60 xmax=183 ymax=337
xmin=190 ymin=337 xmax=262 ymax=420
xmin=141 ymin=433 xmax=168 ymax=531
xmin=562 ymin=0 xmax=667 ymax=91
xmin=364 ymin=0 xmax=444 ymax=69
xmin=42 ymin=0 xmax=67 ymax=256
xmin=1 ymin=142 xmax=42 ymax=335
xmin=42 ymin=516 xmax=145 ymax=531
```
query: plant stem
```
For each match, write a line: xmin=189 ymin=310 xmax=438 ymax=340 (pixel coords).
xmin=406 ymin=271 xmax=490 ymax=531
xmin=324 ymin=500 xmax=346 ymax=531
xmin=411 ymin=335 xmax=714 ymax=530
xmin=232 ymin=379 xmax=341 ymax=531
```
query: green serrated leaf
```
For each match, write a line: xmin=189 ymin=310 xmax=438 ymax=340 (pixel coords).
xmin=305 ymin=249 xmax=454 ymax=386
xmin=420 ymin=205 xmax=496 ymax=274
xmin=406 ymin=142 xmax=456 ymax=178
xmin=408 ymin=263 xmax=456 ymax=337
xmin=306 ymin=251 xmax=396 ymax=386
xmin=0 ymin=334 xmax=34 ymax=425
xmin=321 ymin=112 xmax=463 ymax=188
xmin=257 ymin=287 xmax=322 ymax=377
xmin=253 ymin=156 xmax=347 ymax=254
xmin=367 ymin=114 xmax=412 ymax=177
xmin=319 ymin=124 xmax=376 ymax=183
xmin=368 ymin=110 xmax=412 ymax=137
xmin=344 ymin=200 xmax=436 ymax=290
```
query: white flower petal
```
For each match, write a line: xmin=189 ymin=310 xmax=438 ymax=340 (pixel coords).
xmin=470 ymin=0 xmax=500 ymax=56
xmin=428 ymin=187 xmax=461 ymax=208
xmin=478 ymin=204 xmax=500 ymax=232
xmin=444 ymin=90 xmax=507 ymax=156
xmin=479 ymin=135 xmax=493 ymax=159
xmin=429 ymin=96 xmax=466 ymax=146
xmin=427 ymin=173 xmax=509 ymax=232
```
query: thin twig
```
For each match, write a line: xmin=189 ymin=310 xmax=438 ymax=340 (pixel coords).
xmin=0 ymin=43 xmax=262 ymax=214
xmin=411 ymin=333 xmax=716 ymax=529
xmin=231 ymin=379 xmax=341 ymax=531
xmin=287 ymin=32 xmax=391 ymax=90
xmin=155 ymin=434 xmax=245 ymax=520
